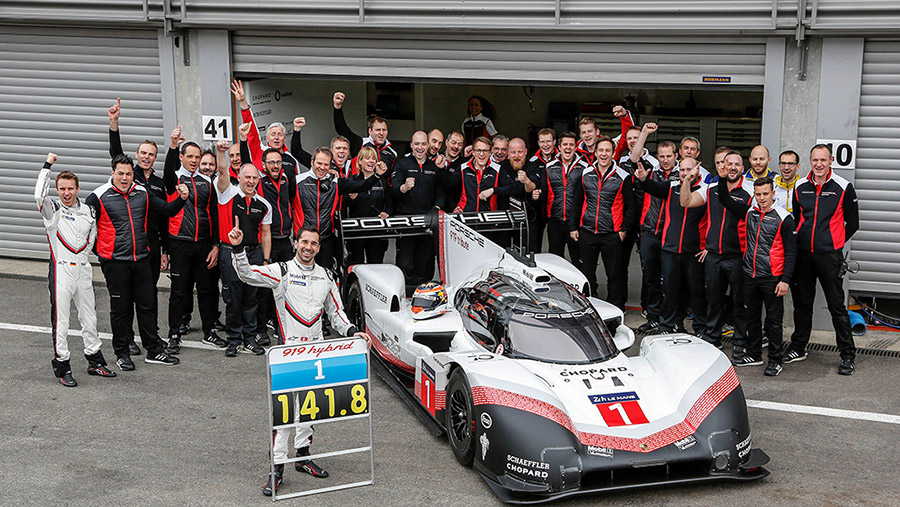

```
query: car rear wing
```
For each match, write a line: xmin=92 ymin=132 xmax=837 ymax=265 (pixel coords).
xmin=339 ymin=207 xmax=529 ymax=243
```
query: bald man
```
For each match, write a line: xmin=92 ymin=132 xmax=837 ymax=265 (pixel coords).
xmin=427 ymin=128 xmax=445 ymax=160
xmin=745 ymin=145 xmax=777 ymax=181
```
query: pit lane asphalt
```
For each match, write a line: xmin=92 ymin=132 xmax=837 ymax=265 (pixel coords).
xmin=1 ymin=274 xmax=898 ymax=506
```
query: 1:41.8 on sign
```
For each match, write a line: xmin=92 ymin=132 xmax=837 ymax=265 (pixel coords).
xmin=273 ymin=382 xmax=369 ymax=426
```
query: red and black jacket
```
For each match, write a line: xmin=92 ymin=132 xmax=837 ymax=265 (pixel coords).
xmin=792 ymin=170 xmax=859 ymax=253
xmin=239 ymin=139 xmax=296 ymax=239
xmin=86 ymin=181 xmax=185 ymax=261
xmin=239 ymin=107 xmax=300 ymax=179
xmin=703 ymin=177 xmax=754 ymax=257
xmin=333 ymin=107 xmax=398 ymax=173
xmin=163 ymin=147 xmax=217 ymax=243
xmin=566 ymin=162 xmax=635 ymax=235
xmin=718 ymin=179 xmax=797 ymax=281
xmin=451 ymin=159 xmax=520 ymax=212
xmin=292 ymin=171 xmax=378 ymax=238
xmin=544 ymin=156 xmax=588 ymax=223
xmin=639 ymin=177 xmax=707 ymax=254
xmin=575 ymin=111 xmax=635 ymax=165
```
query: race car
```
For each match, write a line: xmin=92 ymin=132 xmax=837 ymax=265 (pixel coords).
xmin=340 ymin=209 xmax=769 ymax=503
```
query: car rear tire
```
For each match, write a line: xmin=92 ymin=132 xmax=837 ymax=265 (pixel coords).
xmin=446 ymin=368 xmax=476 ymax=466
xmin=347 ymin=280 xmax=366 ymax=332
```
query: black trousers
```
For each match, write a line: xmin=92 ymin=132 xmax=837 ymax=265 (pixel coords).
xmin=528 ymin=212 xmax=546 ymax=254
xmin=397 ymin=235 xmax=435 ymax=293
xmin=578 ymin=229 xmax=626 ymax=309
xmin=546 ymin=220 xmax=580 ymax=270
xmin=705 ymin=253 xmax=747 ymax=348
xmin=346 ymin=238 xmax=388 ymax=265
xmin=221 ymin=245 xmax=263 ymax=346
xmin=660 ymin=250 xmax=709 ymax=336
xmin=638 ymin=230 xmax=663 ymax=322
xmin=744 ymin=275 xmax=784 ymax=362
xmin=258 ymin=237 xmax=294 ymax=332
xmin=167 ymin=239 xmax=218 ymax=336
xmin=315 ymin=235 xmax=338 ymax=274
xmin=790 ymin=250 xmax=855 ymax=360
xmin=100 ymin=258 xmax=165 ymax=357
xmin=620 ymin=228 xmax=638 ymax=307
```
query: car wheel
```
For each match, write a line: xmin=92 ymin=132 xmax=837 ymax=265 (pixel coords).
xmin=347 ymin=280 xmax=366 ymax=332
xmin=446 ymin=368 xmax=476 ymax=466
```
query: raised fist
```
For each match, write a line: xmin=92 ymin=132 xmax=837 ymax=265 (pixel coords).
xmin=333 ymin=92 xmax=345 ymax=109
xmin=375 ymin=161 xmax=388 ymax=176
xmin=612 ymin=105 xmax=627 ymax=117
xmin=293 ymin=117 xmax=306 ymax=131
xmin=238 ymin=122 xmax=252 ymax=140
xmin=216 ymin=140 xmax=231 ymax=152
xmin=517 ymin=170 xmax=527 ymax=183
xmin=170 ymin=126 xmax=185 ymax=149
xmin=46 ymin=153 xmax=58 ymax=165
xmin=176 ymin=183 xmax=190 ymax=200
xmin=642 ymin=122 xmax=658 ymax=134
xmin=434 ymin=154 xmax=446 ymax=169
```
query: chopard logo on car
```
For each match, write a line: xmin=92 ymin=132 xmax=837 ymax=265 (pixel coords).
xmin=560 ymin=366 xmax=627 ymax=377
xmin=587 ymin=446 xmax=614 ymax=458
xmin=674 ymin=435 xmax=697 ymax=451
xmin=506 ymin=454 xmax=549 ymax=479
xmin=365 ymin=283 xmax=388 ymax=304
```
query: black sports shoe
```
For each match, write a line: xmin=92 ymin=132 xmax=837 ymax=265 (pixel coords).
xmin=60 ymin=371 xmax=77 ymax=387
xmin=128 ymin=341 xmax=142 ymax=355
xmin=296 ymin=460 xmax=329 ymax=478
xmin=225 ymin=344 xmax=239 ymax=357
xmin=838 ymin=358 xmax=855 ymax=376
xmin=764 ymin=361 xmax=783 ymax=376
xmin=266 ymin=318 xmax=276 ymax=330
xmin=262 ymin=464 xmax=284 ymax=496
xmin=165 ymin=335 xmax=182 ymax=355
xmin=202 ymin=331 xmax=227 ymax=348
xmin=145 ymin=352 xmax=180 ymax=365
xmin=637 ymin=321 xmax=659 ymax=334
xmin=255 ymin=333 xmax=271 ymax=347
xmin=783 ymin=350 xmax=807 ymax=363
xmin=116 ymin=355 xmax=135 ymax=371
xmin=762 ymin=336 xmax=769 ymax=348
xmin=214 ymin=319 xmax=226 ymax=332
xmin=721 ymin=323 xmax=735 ymax=338
xmin=732 ymin=354 xmax=764 ymax=367
xmin=245 ymin=342 xmax=265 ymax=356
xmin=87 ymin=364 xmax=117 ymax=377
xmin=178 ymin=322 xmax=190 ymax=336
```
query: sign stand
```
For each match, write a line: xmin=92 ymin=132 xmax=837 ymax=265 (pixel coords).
xmin=265 ymin=337 xmax=374 ymax=501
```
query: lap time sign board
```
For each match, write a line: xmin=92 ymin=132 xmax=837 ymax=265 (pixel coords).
xmin=266 ymin=337 xmax=374 ymax=500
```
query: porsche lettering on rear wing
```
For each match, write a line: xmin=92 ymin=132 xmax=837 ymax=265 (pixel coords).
xmin=340 ymin=208 xmax=527 ymax=240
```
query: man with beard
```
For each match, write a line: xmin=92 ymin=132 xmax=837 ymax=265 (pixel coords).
xmin=231 ymin=80 xmax=301 ymax=179
xmin=745 ymin=145 xmax=777 ymax=181
xmin=680 ymin=151 xmax=754 ymax=351
xmin=333 ymin=91 xmax=398 ymax=172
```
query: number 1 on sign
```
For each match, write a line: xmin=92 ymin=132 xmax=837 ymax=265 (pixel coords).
xmin=314 ymin=359 xmax=325 ymax=380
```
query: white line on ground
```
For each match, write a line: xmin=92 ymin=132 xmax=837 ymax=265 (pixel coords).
xmin=5 ymin=321 xmax=900 ymax=424
xmin=745 ymin=399 xmax=900 ymax=425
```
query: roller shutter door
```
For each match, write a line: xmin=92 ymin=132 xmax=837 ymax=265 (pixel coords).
xmin=850 ymin=40 xmax=900 ymax=294
xmin=0 ymin=25 xmax=164 ymax=259
xmin=232 ymin=31 xmax=766 ymax=88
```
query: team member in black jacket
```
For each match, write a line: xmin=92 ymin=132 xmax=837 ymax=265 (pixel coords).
xmin=393 ymin=131 xmax=446 ymax=291
xmin=107 ymin=98 xmax=167 ymax=356
xmin=788 ymin=144 xmax=860 ymax=375
xmin=718 ymin=173 xmax=797 ymax=376
xmin=163 ymin=127 xmax=220 ymax=355
xmin=448 ymin=137 xmax=521 ymax=213
xmin=634 ymin=157 xmax=710 ymax=338
xmin=346 ymin=147 xmax=392 ymax=264
xmin=293 ymin=146 xmax=383 ymax=273
xmin=681 ymin=151 xmax=754 ymax=349
xmin=438 ymin=130 xmax=468 ymax=212
xmin=543 ymin=132 xmax=586 ymax=267
xmin=567 ymin=136 xmax=636 ymax=309
xmin=87 ymin=155 xmax=189 ymax=370
xmin=524 ymin=128 xmax=558 ymax=252
xmin=333 ymin=91 xmax=398 ymax=172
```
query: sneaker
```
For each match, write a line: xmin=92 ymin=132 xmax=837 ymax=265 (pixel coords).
xmin=165 ymin=335 xmax=182 ymax=355
xmin=214 ymin=319 xmax=226 ymax=332
xmin=296 ymin=460 xmax=329 ymax=478
xmin=838 ymin=358 xmax=855 ymax=376
xmin=637 ymin=321 xmax=659 ymax=334
xmin=87 ymin=364 xmax=117 ymax=378
xmin=202 ymin=331 xmax=227 ymax=348
xmin=116 ymin=355 xmax=136 ymax=371
xmin=59 ymin=371 xmax=77 ymax=387
xmin=145 ymin=352 xmax=180 ymax=366
xmin=266 ymin=318 xmax=276 ymax=330
xmin=245 ymin=342 xmax=265 ymax=356
xmin=783 ymin=350 xmax=807 ymax=363
xmin=721 ymin=324 xmax=735 ymax=337
xmin=255 ymin=333 xmax=271 ymax=347
xmin=262 ymin=464 xmax=284 ymax=497
xmin=762 ymin=336 xmax=769 ymax=348
xmin=128 ymin=341 xmax=142 ymax=355
xmin=764 ymin=361 xmax=783 ymax=376
xmin=225 ymin=344 xmax=239 ymax=357
xmin=178 ymin=322 xmax=190 ymax=336
xmin=732 ymin=354 xmax=764 ymax=367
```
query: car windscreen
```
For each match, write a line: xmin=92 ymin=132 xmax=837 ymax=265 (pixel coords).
xmin=504 ymin=312 xmax=617 ymax=364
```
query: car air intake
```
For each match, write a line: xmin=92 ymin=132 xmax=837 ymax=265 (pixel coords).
xmin=412 ymin=332 xmax=456 ymax=353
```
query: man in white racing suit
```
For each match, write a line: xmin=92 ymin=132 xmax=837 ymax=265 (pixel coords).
xmin=228 ymin=223 xmax=365 ymax=496
xmin=36 ymin=153 xmax=117 ymax=386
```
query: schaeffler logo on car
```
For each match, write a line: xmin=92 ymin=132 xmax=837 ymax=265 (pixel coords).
xmin=588 ymin=391 xmax=650 ymax=427
xmin=736 ymin=434 xmax=752 ymax=459
xmin=506 ymin=454 xmax=550 ymax=479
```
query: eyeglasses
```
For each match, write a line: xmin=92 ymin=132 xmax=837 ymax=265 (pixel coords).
xmin=778 ymin=162 xmax=798 ymax=167
xmin=265 ymin=160 xmax=283 ymax=166
xmin=473 ymin=149 xmax=490 ymax=154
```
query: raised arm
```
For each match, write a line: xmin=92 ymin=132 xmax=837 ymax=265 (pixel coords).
xmin=611 ymin=105 xmax=635 ymax=161
xmin=290 ymin=117 xmax=313 ymax=169
xmin=108 ymin=98 xmax=125 ymax=158
xmin=633 ymin=161 xmax=669 ymax=199
xmin=231 ymin=79 xmax=266 ymax=168
xmin=35 ymin=153 xmax=57 ymax=220
xmin=680 ymin=166 xmax=707 ymax=208
xmin=164 ymin=126 xmax=184 ymax=193
xmin=332 ymin=92 xmax=363 ymax=154
xmin=233 ymin=248 xmax=282 ymax=290
xmin=151 ymin=183 xmax=189 ymax=217
xmin=717 ymin=177 xmax=752 ymax=218
xmin=630 ymin=123 xmax=657 ymax=164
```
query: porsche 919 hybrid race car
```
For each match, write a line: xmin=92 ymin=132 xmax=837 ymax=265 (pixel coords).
xmin=340 ymin=209 xmax=769 ymax=503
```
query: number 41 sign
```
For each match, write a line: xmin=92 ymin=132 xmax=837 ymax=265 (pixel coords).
xmin=202 ymin=115 xmax=233 ymax=141
xmin=266 ymin=337 xmax=374 ymax=500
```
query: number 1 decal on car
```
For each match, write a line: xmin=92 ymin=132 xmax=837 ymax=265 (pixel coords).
xmin=588 ymin=392 xmax=649 ymax=427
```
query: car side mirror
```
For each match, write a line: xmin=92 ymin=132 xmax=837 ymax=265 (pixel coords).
xmin=613 ymin=329 xmax=634 ymax=352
